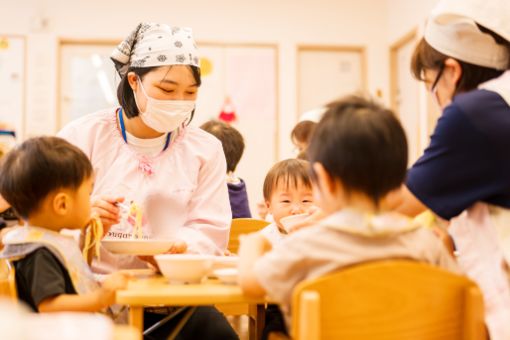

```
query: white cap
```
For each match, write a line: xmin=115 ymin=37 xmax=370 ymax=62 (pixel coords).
xmin=299 ymin=107 xmax=326 ymax=123
xmin=424 ymin=0 xmax=509 ymax=70
xmin=431 ymin=0 xmax=510 ymax=42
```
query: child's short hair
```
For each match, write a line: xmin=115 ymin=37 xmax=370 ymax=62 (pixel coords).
xmin=290 ymin=120 xmax=317 ymax=145
xmin=307 ymin=95 xmax=408 ymax=205
xmin=0 ymin=136 xmax=93 ymax=219
xmin=263 ymin=159 xmax=312 ymax=201
xmin=200 ymin=120 xmax=245 ymax=172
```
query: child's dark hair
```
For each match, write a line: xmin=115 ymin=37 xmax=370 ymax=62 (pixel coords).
xmin=411 ymin=24 xmax=509 ymax=94
xmin=200 ymin=120 xmax=245 ymax=172
xmin=0 ymin=136 xmax=93 ymax=219
xmin=117 ymin=65 xmax=201 ymax=120
xmin=307 ymin=95 xmax=407 ymax=206
xmin=263 ymin=159 xmax=312 ymax=201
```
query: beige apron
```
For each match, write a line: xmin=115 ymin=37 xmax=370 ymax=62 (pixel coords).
xmin=0 ymin=226 xmax=98 ymax=295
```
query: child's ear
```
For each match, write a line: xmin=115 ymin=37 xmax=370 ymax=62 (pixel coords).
xmin=312 ymin=163 xmax=335 ymax=195
xmin=52 ymin=192 xmax=69 ymax=216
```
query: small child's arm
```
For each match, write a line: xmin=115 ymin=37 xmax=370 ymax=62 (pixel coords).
xmin=38 ymin=291 xmax=108 ymax=313
xmin=238 ymin=233 xmax=272 ymax=298
xmin=38 ymin=272 xmax=129 ymax=313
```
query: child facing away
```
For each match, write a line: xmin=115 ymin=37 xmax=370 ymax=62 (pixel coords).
xmin=0 ymin=136 xmax=128 ymax=313
xmin=259 ymin=159 xmax=316 ymax=246
xmin=238 ymin=96 xmax=460 ymax=335
xmin=200 ymin=120 xmax=252 ymax=219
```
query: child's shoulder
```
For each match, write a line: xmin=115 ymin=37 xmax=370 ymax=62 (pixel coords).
xmin=277 ymin=223 xmax=329 ymax=246
xmin=14 ymin=247 xmax=63 ymax=271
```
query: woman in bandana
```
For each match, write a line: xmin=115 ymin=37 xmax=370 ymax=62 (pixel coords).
xmin=392 ymin=1 xmax=510 ymax=338
xmin=58 ymin=23 xmax=238 ymax=340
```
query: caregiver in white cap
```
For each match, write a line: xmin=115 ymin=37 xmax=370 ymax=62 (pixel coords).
xmin=59 ymin=23 xmax=238 ymax=339
xmin=393 ymin=1 xmax=510 ymax=338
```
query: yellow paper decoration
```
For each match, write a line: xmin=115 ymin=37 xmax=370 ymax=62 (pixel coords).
xmin=0 ymin=38 xmax=9 ymax=50
xmin=200 ymin=57 xmax=213 ymax=76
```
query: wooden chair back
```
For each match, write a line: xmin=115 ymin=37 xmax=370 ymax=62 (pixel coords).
xmin=292 ymin=260 xmax=487 ymax=340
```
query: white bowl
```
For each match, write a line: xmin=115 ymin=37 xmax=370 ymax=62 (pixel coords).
xmin=280 ymin=213 xmax=310 ymax=233
xmin=155 ymin=254 xmax=213 ymax=284
xmin=210 ymin=256 xmax=239 ymax=270
xmin=101 ymin=239 xmax=174 ymax=256
xmin=213 ymin=268 xmax=238 ymax=285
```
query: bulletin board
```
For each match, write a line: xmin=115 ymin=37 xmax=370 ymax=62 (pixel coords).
xmin=0 ymin=35 xmax=26 ymax=138
xmin=193 ymin=43 xmax=279 ymax=215
xmin=297 ymin=45 xmax=366 ymax=118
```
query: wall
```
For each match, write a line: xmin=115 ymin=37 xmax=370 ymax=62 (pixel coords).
xmin=0 ymin=0 xmax=390 ymax=160
xmin=386 ymin=0 xmax=440 ymax=153
xmin=1 ymin=0 xmax=445 ymax=210
xmin=386 ymin=0 xmax=439 ymax=43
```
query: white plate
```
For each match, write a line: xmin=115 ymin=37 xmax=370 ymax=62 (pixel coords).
xmin=101 ymin=239 xmax=174 ymax=255
xmin=213 ymin=268 xmax=238 ymax=285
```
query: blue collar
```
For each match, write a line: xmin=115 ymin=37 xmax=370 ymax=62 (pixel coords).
xmin=118 ymin=108 xmax=171 ymax=151
xmin=0 ymin=130 xmax=15 ymax=138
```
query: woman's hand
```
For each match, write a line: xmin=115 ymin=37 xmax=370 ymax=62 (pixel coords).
xmin=91 ymin=196 xmax=124 ymax=231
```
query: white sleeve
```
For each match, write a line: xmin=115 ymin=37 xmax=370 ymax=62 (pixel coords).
xmin=180 ymin=143 xmax=231 ymax=255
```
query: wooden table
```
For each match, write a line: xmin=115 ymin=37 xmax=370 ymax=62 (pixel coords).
xmin=116 ymin=275 xmax=266 ymax=340
xmin=113 ymin=325 xmax=140 ymax=340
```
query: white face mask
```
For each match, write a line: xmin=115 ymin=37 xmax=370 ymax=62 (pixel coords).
xmin=135 ymin=79 xmax=195 ymax=133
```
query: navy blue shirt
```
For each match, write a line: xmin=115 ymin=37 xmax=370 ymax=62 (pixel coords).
xmin=407 ymin=89 xmax=510 ymax=220
xmin=227 ymin=179 xmax=252 ymax=219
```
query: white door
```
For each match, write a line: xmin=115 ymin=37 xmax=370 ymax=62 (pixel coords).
xmin=59 ymin=43 xmax=119 ymax=129
xmin=298 ymin=47 xmax=365 ymax=115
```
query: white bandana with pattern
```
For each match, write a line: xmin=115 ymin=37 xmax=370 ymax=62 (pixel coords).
xmin=111 ymin=22 xmax=200 ymax=77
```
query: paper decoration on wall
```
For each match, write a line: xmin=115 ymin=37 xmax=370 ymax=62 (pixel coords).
xmin=200 ymin=57 xmax=213 ymax=77
xmin=218 ymin=96 xmax=237 ymax=124
xmin=0 ymin=38 xmax=9 ymax=50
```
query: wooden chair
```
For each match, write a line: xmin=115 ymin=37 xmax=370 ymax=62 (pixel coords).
xmin=227 ymin=218 xmax=270 ymax=254
xmin=0 ymin=258 xmax=17 ymax=303
xmin=292 ymin=260 xmax=487 ymax=340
